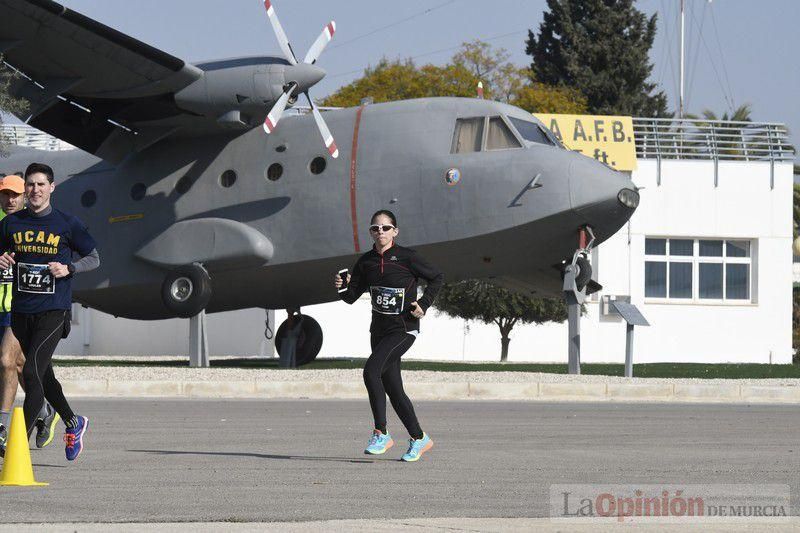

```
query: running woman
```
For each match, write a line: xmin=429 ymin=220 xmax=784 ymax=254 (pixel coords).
xmin=335 ymin=210 xmax=443 ymax=462
xmin=0 ymin=163 xmax=100 ymax=461
xmin=0 ymin=174 xmax=58 ymax=457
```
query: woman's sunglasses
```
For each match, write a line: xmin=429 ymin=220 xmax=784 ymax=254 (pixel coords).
xmin=369 ymin=224 xmax=396 ymax=233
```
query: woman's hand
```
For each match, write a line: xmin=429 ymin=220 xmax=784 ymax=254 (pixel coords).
xmin=410 ymin=301 xmax=425 ymax=319
xmin=334 ymin=272 xmax=351 ymax=289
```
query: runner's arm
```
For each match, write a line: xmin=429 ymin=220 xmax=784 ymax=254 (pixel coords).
xmin=71 ymin=248 xmax=100 ymax=273
xmin=339 ymin=257 xmax=367 ymax=304
xmin=410 ymin=252 xmax=444 ymax=312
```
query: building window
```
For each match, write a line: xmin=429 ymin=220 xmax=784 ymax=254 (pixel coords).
xmin=644 ymin=238 xmax=753 ymax=303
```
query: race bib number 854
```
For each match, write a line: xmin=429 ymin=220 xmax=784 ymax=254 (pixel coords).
xmin=18 ymin=262 xmax=55 ymax=294
xmin=370 ymin=286 xmax=405 ymax=315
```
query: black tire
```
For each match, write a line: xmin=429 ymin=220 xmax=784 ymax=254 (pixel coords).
xmin=275 ymin=314 xmax=323 ymax=367
xmin=161 ymin=263 xmax=212 ymax=318
xmin=574 ymin=255 xmax=592 ymax=290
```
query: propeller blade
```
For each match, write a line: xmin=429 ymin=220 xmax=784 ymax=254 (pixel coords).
xmin=302 ymin=21 xmax=336 ymax=65
xmin=306 ymin=93 xmax=338 ymax=158
xmin=263 ymin=0 xmax=297 ymax=65
xmin=262 ymin=85 xmax=296 ymax=134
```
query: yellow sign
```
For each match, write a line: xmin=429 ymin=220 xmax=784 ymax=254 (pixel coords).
xmin=533 ymin=114 xmax=637 ymax=171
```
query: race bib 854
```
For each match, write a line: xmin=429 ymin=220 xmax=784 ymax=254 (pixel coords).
xmin=370 ymin=286 xmax=405 ymax=315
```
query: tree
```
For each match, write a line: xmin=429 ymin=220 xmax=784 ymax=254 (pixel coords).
xmin=0 ymin=57 xmax=28 ymax=156
xmin=685 ymin=104 xmax=753 ymax=157
xmin=525 ymin=0 xmax=669 ymax=117
xmin=434 ymin=280 xmax=568 ymax=362
xmin=321 ymin=41 xmax=587 ymax=114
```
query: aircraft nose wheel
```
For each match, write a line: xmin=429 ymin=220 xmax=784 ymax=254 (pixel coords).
xmin=573 ymin=255 xmax=592 ymax=291
xmin=161 ymin=263 xmax=212 ymax=318
xmin=275 ymin=312 xmax=323 ymax=367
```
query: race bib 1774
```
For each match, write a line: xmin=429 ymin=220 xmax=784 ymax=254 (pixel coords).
xmin=18 ymin=262 xmax=55 ymax=294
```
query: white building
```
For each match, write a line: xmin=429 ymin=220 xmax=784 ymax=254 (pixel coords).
xmin=5 ymin=121 xmax=795 ymax=364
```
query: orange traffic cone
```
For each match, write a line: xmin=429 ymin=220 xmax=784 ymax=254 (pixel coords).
xmin=0 ymin=407 xmax=47 ymax=486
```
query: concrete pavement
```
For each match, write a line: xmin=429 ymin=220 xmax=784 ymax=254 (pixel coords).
xmin=0 ymin=399 xmax=797 ymax=526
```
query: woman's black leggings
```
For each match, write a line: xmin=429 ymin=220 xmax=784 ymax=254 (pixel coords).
xmin=364 ymin=332 xmax=423 ymax=440
xmin=12 ymin=310 xmax=75 ymax=436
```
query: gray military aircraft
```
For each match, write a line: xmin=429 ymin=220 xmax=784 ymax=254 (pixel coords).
xmin=0 ymin=0 xmax=638 ymax=363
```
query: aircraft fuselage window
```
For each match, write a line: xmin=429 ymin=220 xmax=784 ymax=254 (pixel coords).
xmin=220 ymin=170 xmax=237 ymax=188
xmin=509 ymin=117 xmax=554 ymax=146
xmin=310 ymin=157 xmax=326 ymax=175
xmin=486 ymin=117 xmax=522 ymax=150
xmin=81 ymin=190 xmax=97 ymax=208
xmin=130 ymin=183 xmax=146 ymax=201
xmin=266 ymin=163 xmax=283 ymax=181
xmin=451 ymin=117 xmax=484 ymax=154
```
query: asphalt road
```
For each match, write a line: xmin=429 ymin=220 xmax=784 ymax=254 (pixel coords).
xmin=0 ymin=399 xmax=797 ymax=524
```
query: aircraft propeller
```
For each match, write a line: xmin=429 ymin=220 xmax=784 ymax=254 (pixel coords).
xmin=262 ymin=0 xmax=338 ymax=158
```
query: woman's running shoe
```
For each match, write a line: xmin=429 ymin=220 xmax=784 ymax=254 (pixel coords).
xmin=64 ymin=416 xmax=88 ymax=461
xmin=364 ymin=430 xmax=394 ymax=455
xmin=401 ymin=433 xmax=433 ymax=462
xmin=35 ymin=405 xmax=60 ymax=449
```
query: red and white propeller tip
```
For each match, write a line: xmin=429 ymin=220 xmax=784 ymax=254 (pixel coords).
xmin=260 ymin=1 xmax=338 ymax=158
xmin=303 ymin=21 xmax=336 ymax=64
xmin=263 ymin=0 xmax=297 ymax=64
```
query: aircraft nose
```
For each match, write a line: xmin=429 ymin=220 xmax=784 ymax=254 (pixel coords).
xmin=569 ymin=155 xmax=638 ymax=240
xmin=285 ymin=63 xmax=326 ymax=93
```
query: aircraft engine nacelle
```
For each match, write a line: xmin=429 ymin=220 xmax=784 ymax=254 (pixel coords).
xmin=174 ymin=59 xmax=325 ymax=128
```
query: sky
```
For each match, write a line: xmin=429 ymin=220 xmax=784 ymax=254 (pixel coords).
xmin=5 ymin=0 xmax=800 ymax=152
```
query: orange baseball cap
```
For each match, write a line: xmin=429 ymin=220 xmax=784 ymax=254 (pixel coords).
xmin=0 ymin=175 xmax=24 ymax=194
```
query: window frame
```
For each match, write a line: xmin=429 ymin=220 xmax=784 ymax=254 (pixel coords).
xmin=643 ymin=237 xmax=755 ymax=305
xmin=450 ymin=115 xmax=525 ymax=154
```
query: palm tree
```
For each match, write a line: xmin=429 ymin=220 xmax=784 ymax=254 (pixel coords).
xmin=685 ymin=104 xmax=752 ymax=158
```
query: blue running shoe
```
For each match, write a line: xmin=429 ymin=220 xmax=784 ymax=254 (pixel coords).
xmin=364 ymin=430 xmax=394 ymax=455
xmin=401 ymin=433 xmax=433 ymax=462
xmin=64 ymin=416 xmax=88 ymax=461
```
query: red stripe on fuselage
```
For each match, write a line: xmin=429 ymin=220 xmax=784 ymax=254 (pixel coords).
xmin=350 ymin=105 xmax=366 ymax=252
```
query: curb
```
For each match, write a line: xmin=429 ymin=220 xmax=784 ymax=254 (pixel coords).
xmin=44 ymin=379 xmax=800 ymax=403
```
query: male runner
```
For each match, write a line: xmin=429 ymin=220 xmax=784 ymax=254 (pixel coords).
xmin=0 ymin=174 xmax=59 ymax=457
xmin=0 ymin=163 xmax=100 ymax=461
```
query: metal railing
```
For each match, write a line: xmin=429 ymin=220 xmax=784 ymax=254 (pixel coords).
xmin=2 ymin=119 xmax=795 ymax=163
xmin=0 ymin=124 xmax=74 ymax=151
xmin=632 ymin=118 xmax=794 ymax=162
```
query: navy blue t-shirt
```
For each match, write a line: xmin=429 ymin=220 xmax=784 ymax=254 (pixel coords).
xmin=0 ymin=208 xmax=96 ymax=313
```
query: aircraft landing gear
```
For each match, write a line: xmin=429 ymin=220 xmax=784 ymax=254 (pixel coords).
xmin=563 ymin=226 xmax=602 ymax=375
xmin=275 ymin=308 xmax=323 ymax=368
xmin=161 ymin=263 xmax=212 ymax=318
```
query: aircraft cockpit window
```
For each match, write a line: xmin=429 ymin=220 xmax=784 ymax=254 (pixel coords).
xmin=486 ymin=117 xmax=522 ymax=150
xmin=451 ymin=117 xmax=484 ymax=153
xmin=509 ymin=117 xmax=555 ymax=146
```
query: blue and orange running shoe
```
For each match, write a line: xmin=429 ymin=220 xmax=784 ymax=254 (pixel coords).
xmin=401 ymin=433 xmax=433 ymax=462
xmin=364 ymin=430 xmax=394 ymax=455
xmin=64 ymin=416 xmax=88 ymax=461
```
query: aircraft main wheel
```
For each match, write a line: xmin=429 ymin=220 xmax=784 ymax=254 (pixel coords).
xmin=161 ymin=263 xmax=212 ymax=318
xmin=275 ymin=314 xmax=323 ymax=366
xmin=574 ymin=255 xmax=592 ymax=290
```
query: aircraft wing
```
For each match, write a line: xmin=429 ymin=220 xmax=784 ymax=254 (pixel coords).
xmin=0 ymin=0 xmax=205 ymax=162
